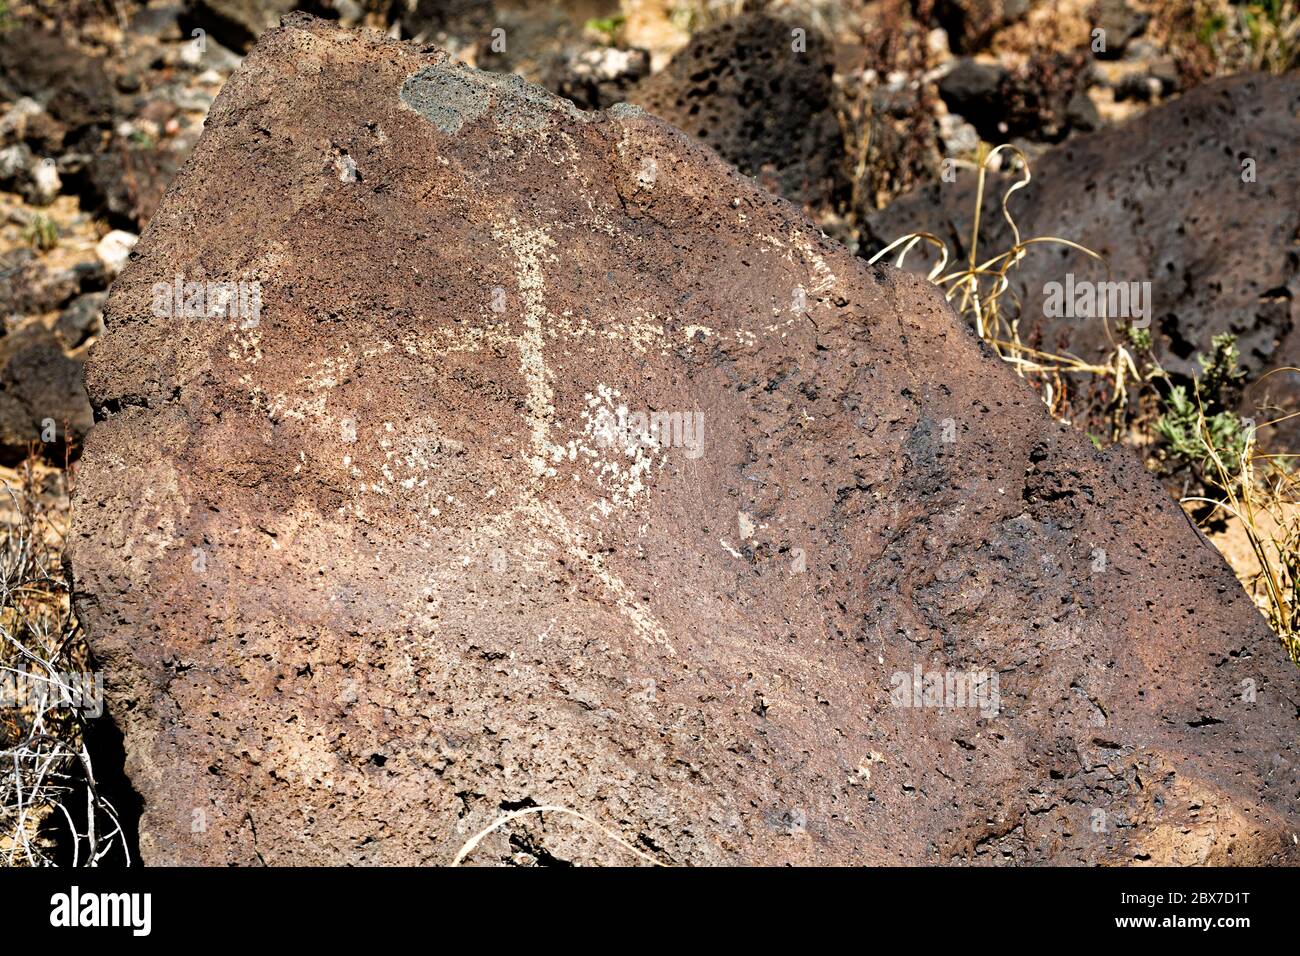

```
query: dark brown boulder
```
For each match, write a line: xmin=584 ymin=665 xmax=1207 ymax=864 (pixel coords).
xmin=627 ymin=12 xmax=846 ymax=214
xmin=866 ymin=73 xmax=1300 ymax=392
xmin=931 ymin=0 xmax=1029 ymax=54
xmin=0 ymin=26 xmax=114 ymax=136
xmin=70 ymin=15 xmax=1298 ymax=866
xmin=0 ymin=320 xmax=93 ymax=462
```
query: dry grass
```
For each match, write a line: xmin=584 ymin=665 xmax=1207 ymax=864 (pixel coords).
xmin=1184 ymin=380 xmax=1300 ymax=662
xmin=0 ymin=455 xmax=131 ymax=866
xmin=869 ymin=143 xmax=1142 ymax=438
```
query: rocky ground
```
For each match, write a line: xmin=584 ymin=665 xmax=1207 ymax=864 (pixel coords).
xmin=0 ymin=0 xmax=1296 ymax=865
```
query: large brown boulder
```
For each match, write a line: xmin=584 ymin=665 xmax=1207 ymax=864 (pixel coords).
xmin=69 ymin=15 xmax=1298 ymax=866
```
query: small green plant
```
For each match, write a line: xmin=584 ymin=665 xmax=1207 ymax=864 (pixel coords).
xmin=1153 ymin=334 xmax=1250 ymax=494
xmin=1196 ymin=8 xmax=1228 ymax=46
xmin=1125 ymin=325 xmax=1152 ymax=354
xmin=1154 ymin=386 xmax=1249 ymax=486
xmin=22 ymin=215 xmax=58 ymax=252
xmin=583 ymin=15 xmax=625 ymax=44
xmin=1192 ymin=0 xmax=1299 ymax=73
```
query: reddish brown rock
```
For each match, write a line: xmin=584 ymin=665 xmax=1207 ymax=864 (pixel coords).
xmin=70 ymin=16 xmax=1298 ymax=866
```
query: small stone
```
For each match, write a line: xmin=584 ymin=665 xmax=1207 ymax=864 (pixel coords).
xmin=333 ymin=0 xmax=364 ymax=26
xmin=0 ymin=142 xmax=31 ymax=181
xmin=939 ymin=112 xmax=981 ymax=156
xmin=1149 ymin=59 xmax=1181 ymax=96
xmin=190 ymin=0 xmax=297 ymax=51
xmin=95 ymin=230 xmax=139 ymax=275
xmin=547 ymin=46 xmax=651 ymax=111
xmin=1094 ymin=0 xmax=1150 ymax=60
xmin=1065 ymin=89 xmax=1101 ymax=132
xmin=56 ymin=292 xmax=107 ymax=347
xmin=0 ymin=97 xmax=44 ymax=143
xmin=128 ymin=3 xmax=183 ymax=39
xmin=926 ymin=27 xmax=952 ymax=63
xmin=1114 ymin=72 xmax=1160 ymax=102
xmin=28 ymin=156 xmax=61 ymax=206
xmin=937 ymin=58 xmax=1007 ymax=131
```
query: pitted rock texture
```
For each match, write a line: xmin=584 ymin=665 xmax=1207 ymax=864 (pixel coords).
xmin=70 ymin=16 xmax=1298 ymax=866
xmin=0 ymin=319 xmax=93 ymax=462
xmin=931 ymin=0 xmax=1029 ymax=54
xmin=627 ymin=12 xmax=846 ymax=214
xmin=866 ymin=73 xmax=1300 ymax=404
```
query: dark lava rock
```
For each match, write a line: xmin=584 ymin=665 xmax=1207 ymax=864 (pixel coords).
xmin=189 ymin=0 xmax=299 ymax=51
xmin=0 ymin=320 xmax=93 ymax=462
xmin=0 ymin=250 xmax=102 ymax=321
xmin=87 ymin=136 xmax=182 ymax=228
xmin=129 ymin=4 xmax=186 ymax=40
xmin=866 ymin=73 xmax=1300 ymax=390
xmin=937 ymin=58 xmax=1008 ymax=133
xmin=70 ymin=15 xmax=1298 ymax=866
xmin=1114 ymin=71 xmax=1161 ymax=103
xmin=0 ymin=27 xmax=114 ymax=135
xmin=940 ymin=53 xmax=1092 ymax=143
xmin=56 ymin=292 xmax=107 ymax=348
xmin=627 ymin=12 xmax=846 ymax=213
xmin=546 ymin=47 xmax=651 ymax=111
xmin=1065 ymin=88 xmax=1101 ymax=133
xmin=998 ymin=51 xmax=1095 ymax=142
xmin=1093 ymin=0 xmax=1150 ymax=60
xmin=932 ymin=0 xmax=1029 ymax=55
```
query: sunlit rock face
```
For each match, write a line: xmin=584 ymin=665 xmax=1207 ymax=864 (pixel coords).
xmin=70 ymin=14 xmax=1298 ymax=866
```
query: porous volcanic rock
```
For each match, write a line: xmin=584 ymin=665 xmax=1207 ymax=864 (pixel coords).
xmin=930 ymin=0 xmax=1029 ymax=55
xmin=189 ymin=0 xmax=298 ymax=51
xmin=0 ymin=320 xmax=93 ymax=462
xmin=70 ymin=15 xmax=1298 ymax=866
xmin=0 ymin=26 xmax=114 ymax=136
xmin=627 ymin=12 xmax=846 ymax=213
xmin=866 ymin=73 xmax=1300 ymax=409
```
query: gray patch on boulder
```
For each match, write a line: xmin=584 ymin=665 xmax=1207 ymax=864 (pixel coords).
xmin=401 ymin=64 xmax=581 ymax=135
xmin=399 ymin=66 xmax=491 ymax=134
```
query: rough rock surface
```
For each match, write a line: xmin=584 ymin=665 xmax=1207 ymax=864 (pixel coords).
xmin=0 ymin=320 xmax=93 ymax=462
xmin=190 ymin=0 xmax=298 ymax=51
xmin=627 ymin=13 xmax=846 ymax=213
xmin=0 ymin=27 xmax=114 ymax=137
xmin=71 ymin=16 xmax=1298 ymax=866
xmin=867 ymin=73 xmax=1300 ymax=388
xmin=931 ymin=0 xmax=1029 ymax=54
